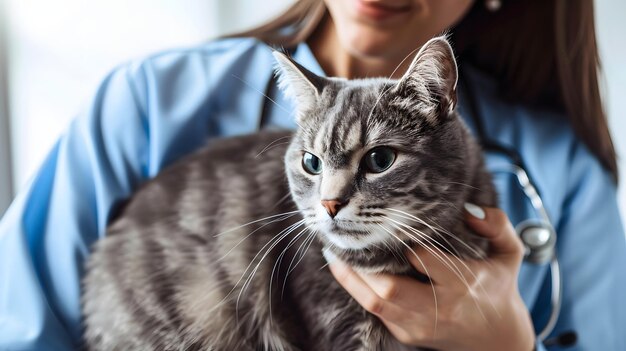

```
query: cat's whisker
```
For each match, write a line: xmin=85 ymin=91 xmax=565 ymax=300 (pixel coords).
xmin=230 ymin=74 xmax=306 ymax=130
xmin=384 ymin=209 xmax=463 ymax=258
xmin=268 ymin=193 xmax=297 ymax=213
xmin=386 ymin=209 xmax=493 ymax=281
xmin=273 ymin=226 xmax=311 ymax=290
xmin=385 ymin=208 xmax=486 ymax=260
xmin=421 ymin=212 xmax=487 ymax=260
xmin=203 ymin=221 xmax=302 ymax=322
xmin=255 ymin=136 xmax=293 ymax=158
xmin=218 ymin=218 xmax=305 ymax=320
xmin=414 ymin=228 xmax=498 ymax=322
xmin=269 ymin=226 xmax=311 ymax=326
xmin=318 ymin=241 xmax=341 ymax=271
xmin=383 ymin=217 xmax=468 ymax=285
xmin=382 ymin=207 xmax=489 ymax=320
xmin=383 ymin=218 xmax=491 ymax=322
xmin=365 ymin=46 xmax=423 ymax=125
xmin=216 ymin=212 xmax=302 ymax=262
xmin=214 ymin=210 xmax=301 ymax=237
xmin=282 ymin=229 xmax=318 ymax=299
xmin=236 ymin=219 xmax=309 ymax=321
xmin=420 ymin=213 xmax=495 ymax=268
xmin=416 ymin=225 xmax=501 ymax=319
xmin=276 ymin=229 xmax=317 ymax=293
xmin=214 ymin=315 xmax=241 ymax=349
xmin=376 ymin=223 xmax=439 ymax=337
xmin=382 ymin=220 xmax=479 ymax=309
xmin=286 ymin=228 xmax=317 ymax=277
xmin=318 ymin=261 xmax=330 ymax=271
xmin=231 ymin=74 xmax=290 ymax=114
xmin=276 ymin=227 xmax=312 ymax=278
xmin=237 ymin=219 xmax=305 ymax=302
xmin=218 ymin=223 xmax=287 ymax=262
xmin=436 ymin=180 xmax=481 ymax=191
xmin=380 ymin=237 xmax=404 ymax=263
xmin=383 ymin=211 xmax=500 ymax=319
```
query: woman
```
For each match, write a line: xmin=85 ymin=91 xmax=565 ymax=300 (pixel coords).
xmin=0 ymin=0 xmax=624 ymax=350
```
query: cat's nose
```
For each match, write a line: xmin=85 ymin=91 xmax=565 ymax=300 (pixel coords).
xmin=321 ymin=199 xmax=349 ymax=218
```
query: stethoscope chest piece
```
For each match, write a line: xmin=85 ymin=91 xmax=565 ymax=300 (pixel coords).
xmin=517 ymin=219 xmax=556 ymax=265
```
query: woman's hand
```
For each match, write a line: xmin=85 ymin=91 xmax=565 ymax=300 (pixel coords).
xmin=327 ymin=204 xmax=536 ymax=351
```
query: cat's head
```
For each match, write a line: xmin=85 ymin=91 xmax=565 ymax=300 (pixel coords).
xmin=274 ymin=37 xmax=482 ymax=273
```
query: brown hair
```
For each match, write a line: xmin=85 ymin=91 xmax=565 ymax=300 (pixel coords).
xmin=452 ymin=0 xmax=617 ymax=182
xmin=232 ymin=0 xmax=618 ymax=182
xmin=230 ymin=0 xmax=326 ymax=48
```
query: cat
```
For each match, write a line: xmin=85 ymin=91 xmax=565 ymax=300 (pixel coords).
xmin=82 ymin=36 xmax=497 ymax=351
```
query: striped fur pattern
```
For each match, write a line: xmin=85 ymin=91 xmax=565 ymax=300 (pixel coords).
xmin=82 ymin=37 xmax=496 ymax=350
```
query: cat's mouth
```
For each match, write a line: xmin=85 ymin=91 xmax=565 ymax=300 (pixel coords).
xmin=323 ymin=243 xmax=411 ymax=274
xmin=329 ymin=221 xmax=370 ymax=235
xmin=316 ymin=220 xmax=416 ymax=274
xmin=317 ymin=219 xmax=386 ymax=250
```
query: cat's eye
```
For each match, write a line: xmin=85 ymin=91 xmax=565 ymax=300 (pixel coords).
xmin=364 ymin=147 xmax=396 ymax=173
xmin=302 ymin=152 xmax=323 ymax=175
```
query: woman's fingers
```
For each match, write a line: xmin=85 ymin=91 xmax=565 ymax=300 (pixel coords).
xmin=327 ymin=259 xmax=431 ymax=322
xmin=327 ymin=206 xmax=533 ymax=351
xmin=403 ymin=204 xmax=523 ymax=288
xmin=356 ymin=268 xmax=434 ymax=306
xmin=405 ymin=245 xmax=480 ymax=291
xmin=379 ymin=318 xmax=438 ymax=349
xmin=464 ymin=203 xmax=525 ymax=262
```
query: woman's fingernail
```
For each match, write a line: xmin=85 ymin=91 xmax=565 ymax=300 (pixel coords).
xmin=464 ymin=202 xmax=486 ymax=220
xmin=322 ymin=247 xmax=337 ymax=264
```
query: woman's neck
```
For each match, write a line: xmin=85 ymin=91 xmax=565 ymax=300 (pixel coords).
xmin=307 ymin=15 xmax=411 ymax=80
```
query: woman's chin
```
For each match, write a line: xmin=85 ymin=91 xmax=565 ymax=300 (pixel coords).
xmin=344 ymin=34 xmax=404 ymax=59
xmin=340 ymin=31 xmax=425 ymax=65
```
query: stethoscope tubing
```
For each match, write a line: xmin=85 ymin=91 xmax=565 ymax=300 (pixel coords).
xmin=539 ymin=257 xmax=562 ymax=342
xmin=458 ymin=68 xmax=565 ymax=343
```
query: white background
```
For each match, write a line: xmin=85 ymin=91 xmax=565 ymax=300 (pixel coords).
xmin=0 ymin=0 xmax=625 ymax=219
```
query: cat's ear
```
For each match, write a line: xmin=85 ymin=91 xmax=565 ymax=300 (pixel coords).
xmin=395 ymin=36 xmax=458 ymax=123
xmin=273 ymin=51 xmax=326 ymax=121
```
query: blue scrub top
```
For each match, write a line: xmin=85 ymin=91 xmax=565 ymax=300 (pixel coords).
xmin=0 ymin=38 xmax=624 ymax=350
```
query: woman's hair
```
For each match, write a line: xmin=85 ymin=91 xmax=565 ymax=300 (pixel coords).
xmin=232 ymin=0 xmax=618 ymax=182
xmin=230 ymin=0 xmax=326 ymax=48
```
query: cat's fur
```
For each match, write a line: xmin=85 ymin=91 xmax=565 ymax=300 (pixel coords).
xmin=82 ymin=37 xmax=497 ymax=351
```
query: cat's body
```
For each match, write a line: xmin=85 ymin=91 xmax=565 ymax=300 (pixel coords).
xmin=82 ymin=37 xmax=497 ymax=350
xmin=84 ymin=131 xmax=403 ymax=351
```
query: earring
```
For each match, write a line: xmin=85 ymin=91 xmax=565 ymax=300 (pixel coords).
xmin=485 ymin=0 xmax=501 ymax=12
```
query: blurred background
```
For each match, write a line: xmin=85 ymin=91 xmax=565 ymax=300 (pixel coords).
xmin=0 ymin=0 xmax=625 ymax=219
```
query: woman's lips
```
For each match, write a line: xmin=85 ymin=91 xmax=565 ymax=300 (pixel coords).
xmin=355 ymin=0 xmax=412 ymax=22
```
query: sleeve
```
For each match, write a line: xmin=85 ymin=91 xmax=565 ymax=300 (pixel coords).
xmin=0 ymin=64 xmax=151 ymax=350
xmin=542 ymin=140 xmax=626 ymax=350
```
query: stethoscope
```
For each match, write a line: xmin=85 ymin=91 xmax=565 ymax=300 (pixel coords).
xmin=460 ymin=68 xmax=577 ymax=348
xmin=257 ymin=48 xmax=577 ymax=347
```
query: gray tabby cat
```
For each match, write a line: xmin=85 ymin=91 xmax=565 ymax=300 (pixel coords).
xmin=82 ymin=36 xmax=496 ymax=351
